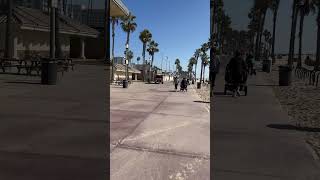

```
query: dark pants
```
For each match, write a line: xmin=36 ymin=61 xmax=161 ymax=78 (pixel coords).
xmin=212 ymin=73 xmax=217 ymax=86
xmin=175 ymin=84 xmax=178 ymax=89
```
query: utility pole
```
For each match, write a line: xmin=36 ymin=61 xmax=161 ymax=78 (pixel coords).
xmin=5 ymin=0 xmax=12 ymax=58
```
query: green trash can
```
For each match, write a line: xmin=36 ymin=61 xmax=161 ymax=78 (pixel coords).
xmin=279 ymin=65 xmax=292 ymax=86
xmin=41 ymin=59 xmax=57 ymax=85
xmin=123 ymin=80 xmax=128 ymax=88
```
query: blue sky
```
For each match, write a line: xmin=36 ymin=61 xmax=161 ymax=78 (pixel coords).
xmin=112 ymin=0 xmax=210 ymax=78
xmin=78 ymin=0 xmax=209 ymax=78
xmin=224 ymin=0 xmax=317 ymax=54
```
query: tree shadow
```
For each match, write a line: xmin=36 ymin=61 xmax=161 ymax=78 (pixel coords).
xmin=267 ymin=124 xmax=320 ymax=132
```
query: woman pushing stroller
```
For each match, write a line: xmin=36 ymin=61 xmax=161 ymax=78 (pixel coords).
xmin=227 ymin=51 xmax=248 ymax=97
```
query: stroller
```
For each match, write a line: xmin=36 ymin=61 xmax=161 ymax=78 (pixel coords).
xmin=180 ymin=79 xmax=188 ymax=92
xmin=224 ymin=64 xmax=248 ymax=96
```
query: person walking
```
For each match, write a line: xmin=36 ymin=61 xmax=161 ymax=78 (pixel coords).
xmin=174 ymin=76 xmax=179 ymax=91
xmin=245 ymin=53 xmax=255 ymax=75
xmin=228 ymin=51 xmax=247 ymax=97
xmin=212 ymin=55 xmax=221 ymax=87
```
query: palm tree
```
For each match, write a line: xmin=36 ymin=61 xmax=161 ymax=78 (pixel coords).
xmin=175 ymin=58 xmax=181 ymax=74
xmin=147 ymin=40 xmax=159 ymax=82
xmin=111 ymin=17 xmax=119 ymax=81
xmin=189 ymin=57 xmax=197 ymax=80
xmin=199 ymin=43 xmax=209 ymax=87
xmin=193 ymin=49 xmax=201 ymax=82
xmin=120 ymin=13 xmax=137 ymax=47
xmin=127 ymin=50 xmax=134 ymax=64
xmin=313 ymin=0 xmax=320 ymax=70
xmin=200 ymin=53 xmax=209 ymax=83
xmin=298 ymin=0 xmax=315 ymax=67
xmin=288 ymin=0 xmax=300 ymax=68
xmin=270 ymin=0 xmax=280 ymax=64
xmin=203 ymin=57 xmax=209 ymax=83
xmin=139 ymin=30 xmax=152 ymax=63
xmin=139 ymin=29 xmax=152 ymax=81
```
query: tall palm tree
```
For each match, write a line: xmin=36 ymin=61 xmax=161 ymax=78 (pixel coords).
xmin=193 ymin=49 xmax=201 ymax=82
xmin=147 ymin=40 xmax=159 ymax=82
xmin=120 ymin=13 xmax=137 ymax=47
xmin=175 ymin=58 xmax=181 ymax=74
xmin=202 ymin=57 xmax=209 ymax=83
xmin=189 ymin=57 xmax=197 ymax=80
xmin=200 ymin=53 xmax=209 ymax=83
xmin=288 ymin=0 xmax=300 ymax=68
xmin=111 ymin=17 xmax=119 ymax=81
xmin=298 ymin=0 xmax=315 ymax=67
xmin=139 ymin=29 xmax=152 ymax=81
xmin=199 ymin=43 xmax=209 ymax=87
xmin=121 ymin=13 xmax=137 ymax=80
xmin=270 ymin=0 xmax=280 ymax=64
xmin=139 ymin=30 xmax=152 ymax=63
xmin=313 ymin=0 xmax=320 ymax=70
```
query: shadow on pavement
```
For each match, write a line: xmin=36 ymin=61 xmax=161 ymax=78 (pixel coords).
xmin=5 ymin=81 xmax=41 ymax=85
xmin=194 ymin=100 xmax=210 ymax=104
xmin=254 ymin=84 xmax=278 ymax=87
xmin=267 ymin=124 xmax=320 ymax=132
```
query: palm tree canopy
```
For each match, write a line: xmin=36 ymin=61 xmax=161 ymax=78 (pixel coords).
xmin=147 ymin=40 xmax=159 ymax=56
xmin=175 ymin=58 xmax=180 ymax=65
xmin=126 ymin=50 xmax=134 ymax=61
xmin=139 ymin=29 xmax=152 ymax=44
xmin=120 ymin=13 xmax=137 ymax=33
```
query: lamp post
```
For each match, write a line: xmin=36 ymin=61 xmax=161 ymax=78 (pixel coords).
xmin=4 ymin=0 xmax=12 ymax=58
xmin=125 ymin=43 xmax=129 ymax=80
xmin=41 ymin=0 xmax=58 ymax=85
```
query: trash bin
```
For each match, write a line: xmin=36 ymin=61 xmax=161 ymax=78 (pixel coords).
xmin=123 ymin=80 xmax=128 ymax=88
xmin=279 ymin=65 xmax=292 ymax=86
xmin=41 ymin=59 xmax=57 ymax=85
xmin=263 ymin=59 xmax=272 ymax=73
xmin=197 ymin=82 xmax=201 ymax=89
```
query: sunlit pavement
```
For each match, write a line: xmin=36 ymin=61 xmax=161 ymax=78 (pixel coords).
xmin=213 ymin=57 xmax=320 ymax=180
xmin=0 ymin=65 xmax=107 ymax=180
xmin=110 ymin=82 xmax=210 ymax=180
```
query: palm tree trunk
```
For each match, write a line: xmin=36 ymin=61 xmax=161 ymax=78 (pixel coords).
xmin=195 ymin=62 xmax=198 ymax=82
xmin=142 ymin=43 xmax=146 ymax=81
xmin=203 ymin=65 xmax=206 ymax=83
xmin=111 ymin=20 xmax=115 ymax=82
xmin=55 ymin=9 xmax=61 ymax=58
xmin=149 ymin=54 xmax=154 ymax=82
xmin=258 ymin=11 xmax=266 ymax=60
xmin=199 ymin=61 xmax=203 ymax=87
xmin=272 ymin=11 xmax=278 ymax=64
xmin=289 ymin=0 xmax=299 ymax=68
xmin=315 ymin=10 xmax=320 ymax=70
xmin=298 ymin=13 xmax=305 ymax=68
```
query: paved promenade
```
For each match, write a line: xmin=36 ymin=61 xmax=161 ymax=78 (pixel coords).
xmin=213 ymin=58 xmax=320 ymax=180
xmin=0 ymin=64 xmax=107 ymax=180
xmin=110 ymin=82 xmax=210 ymax=180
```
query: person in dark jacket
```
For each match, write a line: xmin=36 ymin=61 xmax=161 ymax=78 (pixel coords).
xmin=228 ymin=51 xmax=248 ymax=97
xmin=180 ymin=78 xmax=188 ymax=91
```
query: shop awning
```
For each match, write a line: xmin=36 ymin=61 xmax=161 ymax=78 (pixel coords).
xmin=111 ymin=0 xmax=129 ymax=17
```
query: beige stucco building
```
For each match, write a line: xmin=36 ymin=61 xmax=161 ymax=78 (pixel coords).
xmin=0 ymin=6 xmax=99 ymax=59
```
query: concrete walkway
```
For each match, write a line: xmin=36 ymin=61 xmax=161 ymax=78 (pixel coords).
xmin=213 ymin=58 xmax=320 ymax=180
xmin=111 ymin=82 xmax=210 ymax=180
xmin=0 ymin=65 xmax=107 ymax=180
